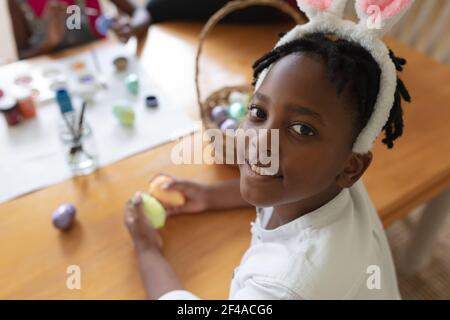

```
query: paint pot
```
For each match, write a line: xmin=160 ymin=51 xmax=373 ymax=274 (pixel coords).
xmin=75 ymin=85 xmax=96 ymax=102
xmin=0 ymin=96 xmax=21 ymax=126
xmin=113 ymin=57 xmax=128 ymax=72
xmin=79 ymin=73 xmax=96 ymax=84
xmin=71 ymin=61 xmax=86 ymax=72
xmin=31 ymin=89 xmax=40 ymax=99
xmin=14 ymin=88 xmax=37 ymax=119
xmin=14 ymin=75 xmax=33 ymax=86
xmin=49 ymin=75 xmax=68 ymax=91
xmin=76 ymin=73 xmax=100 ymax=101
xmin=145 ymin=95 xmax=158 ymax=108
xmin=42 ymin=68 xmax=62 ymax=78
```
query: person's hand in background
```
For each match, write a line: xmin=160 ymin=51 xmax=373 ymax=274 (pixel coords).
xmin=110 ymin=5 xmax=151 ymax=43
xmin=41 ymin=1 xmax=67 ymax=51
xmin=111 ymin=15 xmax=134 ymax=43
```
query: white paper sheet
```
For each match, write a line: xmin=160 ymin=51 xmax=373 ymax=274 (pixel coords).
xmin=0 ymin=44 xmax=199 ymax=203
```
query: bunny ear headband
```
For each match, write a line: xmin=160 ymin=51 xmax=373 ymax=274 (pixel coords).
xmin=254 ymin=0 xmax=414 ymax=154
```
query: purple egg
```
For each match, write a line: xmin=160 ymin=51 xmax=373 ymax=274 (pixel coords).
xmin=211 ymin=106 xmax=228 ymax=125
xmin=220 ymin=118 xmax=238 ymax=131
xmin=52 ymin=204 xmax=76 ymax=231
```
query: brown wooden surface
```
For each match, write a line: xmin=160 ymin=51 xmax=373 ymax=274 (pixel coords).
xmin=0 ymin=22 xmax=449 ymax=299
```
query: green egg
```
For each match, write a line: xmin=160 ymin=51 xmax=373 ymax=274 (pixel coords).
xmin=228 ymin=102 xmax=247 ymax=120
xmin=113 ymin=104 xmax=126 ymax=117
xmin=125 ymin=74 xmax=139 ymax=95
xmin=141 ymin=193 xmax=166 ymax=229
xmin=113 ymin=104 xmax=135 ymax=127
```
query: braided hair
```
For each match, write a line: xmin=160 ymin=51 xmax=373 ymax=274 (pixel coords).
xmin=252 ymin=33 xmax=411 ymax=149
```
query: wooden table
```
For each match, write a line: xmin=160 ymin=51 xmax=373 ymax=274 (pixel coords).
xmin=0 ymin=22 xmax=449 ymax=299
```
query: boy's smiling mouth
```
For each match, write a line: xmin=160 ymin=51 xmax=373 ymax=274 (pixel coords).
xmin=244 ymin=159 xmax=283 ymax=179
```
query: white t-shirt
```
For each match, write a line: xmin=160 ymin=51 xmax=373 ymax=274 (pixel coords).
xmin=159 ymin=179 xmax=401 ymax=300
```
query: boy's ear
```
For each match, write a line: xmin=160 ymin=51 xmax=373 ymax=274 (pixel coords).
xmin=336 ymin=151 xmax=373 ymax=188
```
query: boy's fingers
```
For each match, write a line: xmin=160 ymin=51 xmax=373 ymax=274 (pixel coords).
xmin=161 ymin=180 xmax=176 ymax=190
xmin=124 ymin=201 xmax=137 ymax=226
xmin=165 ymin=207 xmax=181 ymax=216
xmin=132 ymin=192 xmax=146 ymax=221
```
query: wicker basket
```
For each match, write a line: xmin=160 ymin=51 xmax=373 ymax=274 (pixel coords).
xmin=196 ymin=0 xmax=305 ymax=132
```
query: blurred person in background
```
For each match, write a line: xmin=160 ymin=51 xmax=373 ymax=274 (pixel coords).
xmin=8 ymin=0 xmax=151 ymax=59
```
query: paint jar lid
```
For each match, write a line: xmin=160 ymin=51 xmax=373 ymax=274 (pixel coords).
xmin=0 ymin=96 xmax=17 ymax=111
xmin=50 ymin=75 xmax=68 ymax=91
xmin=42 ymin=67 xmax=62 ymax=78
xmin=12 ymin=87 xmax=32 ymax=100
xmin=56 ymin=89 xmax=73 ymax=113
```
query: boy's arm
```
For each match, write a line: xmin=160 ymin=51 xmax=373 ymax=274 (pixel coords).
xmin=207 ymin=179 xmax=251 ymax=211
xmin=125 ymin=194 xmax=184 ymax=299
xmin=137 ymin=249 xmax=184 ymax=300
xmin=163 ymin=177 xmax=253 ymax=216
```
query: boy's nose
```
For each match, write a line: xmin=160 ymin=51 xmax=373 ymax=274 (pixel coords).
xmin=248 ymin=129 xmax=280 ymax=164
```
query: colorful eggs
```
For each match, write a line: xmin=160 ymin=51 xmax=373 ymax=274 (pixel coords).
xmin=220 ymin=118 xmax=238 ymax=131
xmin=228 ymin=91 xmax=250 ymax=106
xmin=141 ymin=193 xmax=166 ymax=229
xmin=148 ymin=175 xmax=185 ymax=207
xmin=228 ymin=102 xmax=247 ymax=120
xmin=210 ymin=105 xmax=228 ymax=125
xmin=113 ymin=104 xmax=135 ymax=127
xmin=124 ymin=74 xmax=139 ymax=95
xmin=52 ymin=204 xmax=76 ymax=231
xmin=209 ymin=91 xmax=250 ymax=132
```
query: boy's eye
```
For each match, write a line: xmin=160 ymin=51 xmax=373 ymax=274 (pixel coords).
xmin=290 ymin=123 xmax=315 ymax=136
xmin=248 ymin=105 xmax=266 ymax=120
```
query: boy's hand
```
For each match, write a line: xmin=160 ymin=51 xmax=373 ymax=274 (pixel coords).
xmin=125 ymin=192 xmax=163 ymax=253
xmin=151 ymin=174 xmax=210 ymax=216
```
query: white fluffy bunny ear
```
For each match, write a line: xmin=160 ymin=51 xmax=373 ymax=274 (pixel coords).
xmin=297 ymin=0 xmax=348 ymax=19
xmin=355 ymin=0 xmax=414 ymax=35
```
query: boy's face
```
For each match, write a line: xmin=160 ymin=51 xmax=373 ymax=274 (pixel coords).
xmin=238 ymin=53 xmax=371 ymax=208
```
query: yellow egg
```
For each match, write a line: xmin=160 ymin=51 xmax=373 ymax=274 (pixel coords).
xmin=141 ymin=194 xmax=166 ymax=229
xmin=148 ymin=175 xmax=185 ymax=207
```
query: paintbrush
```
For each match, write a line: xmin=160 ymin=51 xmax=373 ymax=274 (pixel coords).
xmin=91 ymin=49 xmax=108 ymax=89
xmin=76 ymin=101 xmax=87 ymax=140
xmin=61 ymin=112 xmax=77 ymax=139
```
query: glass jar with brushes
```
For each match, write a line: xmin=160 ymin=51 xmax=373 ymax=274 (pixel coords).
xmin=56 ymin=89 xmax=98 ymax=176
